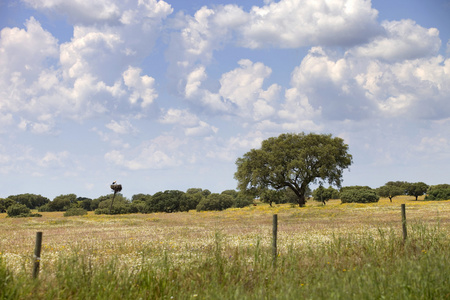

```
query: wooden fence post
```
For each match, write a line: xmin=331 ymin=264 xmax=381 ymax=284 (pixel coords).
xmin=401 ymin=204 xmax=407 ymax=241
xmin=272 ymin=214 xmax=278 ymax=267
xmin=33 ymin=232 xmax=43 ymax=279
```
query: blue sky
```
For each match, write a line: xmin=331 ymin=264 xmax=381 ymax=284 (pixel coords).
xmin=1 ymin=0 xmax=449 ymax=200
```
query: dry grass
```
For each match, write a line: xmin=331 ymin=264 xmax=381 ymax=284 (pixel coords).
xmin=1 ymin=197 xmax=449 ymax=299
xmin=1 ymin=197 xmax=448 ymax=265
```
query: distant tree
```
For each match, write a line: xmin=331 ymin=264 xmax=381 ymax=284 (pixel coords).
xmin=147 ymin=190 xmax=190 ymax=213
xmin=340 ymin=186 xmax=379 ymax=203
xmin=0 ymin=198 xmax=15 ymax=213
xmin=376 ymin=183 xmax=405 ymax=202
xmin=7 ymin=204 xmax=41 ymax=218
xmin=235 ymin=132 xmax=352 ymax=207
xmin=196 ymin=193 xmax=234 ymax=211
xmin=48 ymin=194 xmax=77 ymax=211
xmin=131 ymin=193 xmax=152 ymax=202
xmin=232 ymin=193 xmax=254 ymax=208
xmin=312 ymin=186 xmax=339 ymax=205
xmin=425 ymin=184 xmax=450 ymax=201
xmin=7 ymin=193 xmax=50 ymax=209
xmin=405 ymin=182 xmax=428 ymax=201
xmin=92 ymin=194 xmax=129 ymax=213
xmin=77 ymin=197 xmax=93 ymax=211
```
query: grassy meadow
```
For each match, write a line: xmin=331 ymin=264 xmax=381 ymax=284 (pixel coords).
xmin=1 ymin=196 xmax=449 ymax=299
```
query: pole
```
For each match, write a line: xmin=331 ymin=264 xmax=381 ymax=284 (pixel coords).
xmin=401 ymin=204 xmax=407 ymax=241
xmin=109 ymin=191 xmax=117 ymax=215
xmin=33 ymin=232 xmax=43 ymax=279
xmin=272 ymin=214 xmax=278 ymax=267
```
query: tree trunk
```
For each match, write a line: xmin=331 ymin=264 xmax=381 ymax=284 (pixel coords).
xmin=298 ymin=194 xmax=306 ymax=207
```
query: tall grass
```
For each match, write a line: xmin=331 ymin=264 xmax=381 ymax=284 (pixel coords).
xmin=1 ymin=223 xmax=449 ymax=299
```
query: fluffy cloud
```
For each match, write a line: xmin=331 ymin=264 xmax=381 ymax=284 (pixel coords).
xmin=350 ymin=19 xmax=441 ymax=61
xmin=23 ymin=0 xmax=172 ymax=26
xmin=123 ymin=66 xmax=158 ymax=108
xmin=288 ymin=46 xmax=450 ymax=120
xmin=159 ymin=109 xmax=218 ymax=137
xmin=105 ymin=135 xmax=184 ymax=170
xmin=239 ymin=0 xmax=381 ymax=48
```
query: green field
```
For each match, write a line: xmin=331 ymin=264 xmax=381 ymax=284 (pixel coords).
xmin=1 ymin=197 xmax=449 ymax=299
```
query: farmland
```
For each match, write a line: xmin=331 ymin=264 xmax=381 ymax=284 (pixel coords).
xmin=1 ymin=196 xmax=449 ymax=299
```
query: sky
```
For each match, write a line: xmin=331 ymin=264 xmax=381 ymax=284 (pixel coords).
xmin=0 ymin=0 xmax=449 ymax=201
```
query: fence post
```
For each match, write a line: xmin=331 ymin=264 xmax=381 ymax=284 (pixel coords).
xmin=272 ymin=214 xmax=278 ymax=267
xmin=401 ymin=204 xmax=407 ymax=241
xmin=33 ymin=232 xmax=43 ymax=279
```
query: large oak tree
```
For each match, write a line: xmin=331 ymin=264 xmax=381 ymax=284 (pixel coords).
xmin=235 ymin=132 xmax=352 ymax=207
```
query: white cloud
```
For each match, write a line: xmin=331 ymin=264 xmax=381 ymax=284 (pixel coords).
xmin=122 ymin=66 xmax=158 ymax=108
xmin=351 ymin=19 xmax=441 ymax=61
xmin=105 ymin=135 xmax=184 ymax=170
xmin=23 ymin=0 xmax=173 ymax=26
xmin=184 ymin=121 xmax=218 ymax=137
xmin=159 ymin=108 xmax=199 ymax=126
xmin=38 ymin=151 xmax=70 ymax=168
xmin=288 ymin=45 xmax=450 ymax=120
xmin=105 ymin=120 xmax=137 ymax=135
xmin=239 ymin=0 xmax=381 ymax=48
xmin=159 ymin=109 xmax=218 ymax=137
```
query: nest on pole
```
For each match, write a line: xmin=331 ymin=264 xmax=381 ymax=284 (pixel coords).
xmin=110 ymin=184 xmax=122 ymax=193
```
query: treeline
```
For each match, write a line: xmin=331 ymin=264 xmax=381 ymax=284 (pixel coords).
xmin=1 ymin=182 xmax=449 ymax=217
xmin=311 ymin=182 xmax=450 ymax=205
xmin=0 ymin=188 xmax=255 ymax=217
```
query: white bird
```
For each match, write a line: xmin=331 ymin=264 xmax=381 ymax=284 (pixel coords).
xmin=112 ymin=180 xmax=117 ymax=184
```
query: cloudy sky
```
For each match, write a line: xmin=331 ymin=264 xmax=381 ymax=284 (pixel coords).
xmin=1 ymin=0 xmax=449 ymax=200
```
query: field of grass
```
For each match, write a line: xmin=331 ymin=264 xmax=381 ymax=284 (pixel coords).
xmin=1 ymin=196 xmax=449 ymax=299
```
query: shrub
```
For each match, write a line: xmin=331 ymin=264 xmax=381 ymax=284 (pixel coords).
xmin=196 ymin=193 xmax=234 ymax=211
xmin=6 ymin=204 xmax=41 ymax=217
xmin=7 ymin=204 xmax=31 ymax=217
xmin=340 ymin=188 xmax=379 ymax=203
xmin=232 ymin=194 xmax=254 ymax=208
xmin=425 ymin=184 xmax=450 ymax=200
xmin=64 ymin=207 xmax=88 ymax=217
xmin=147 ymin=190 xmax=190 ymax=213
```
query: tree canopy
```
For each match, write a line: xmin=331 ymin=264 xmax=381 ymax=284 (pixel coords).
xmin=235 ymin=132 xmax=352 ymax=207
xmin=376 ymin=183 xmax=405 ymax=202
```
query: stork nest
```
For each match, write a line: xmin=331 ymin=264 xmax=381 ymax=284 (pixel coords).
xmin=110 ymin=184 xmax=122 ymax=193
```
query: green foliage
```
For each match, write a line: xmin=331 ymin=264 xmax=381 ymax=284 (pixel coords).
xmin=77 ymin=197 xmax=93 ymax=211
xmin=146 ymin=190 xmax=192 ymax=213
xmin=64 ymin=207 xmax=88 ymax=217
xmin=0 ymin=198 xmax=15 ymax=213
xmin=235 ymin=132 xmax=352 ymax=207
xmin=376 ymin=182 xmax=405 ymax=202
xmin=6 ymin=193 xmax=50 ymax=209
xmin=232 ymin=194 xmax=254 ymax=208
xmin=131 ymin=193 xmax=152 ymax=202
xmin=405 ymin=182 xmax=428 ymax=200
xmin=6 ymin=203 xmax=41 ymax=217
xmin=425 ymin=184 xmax=450 ymax=200
xmin=340 ymin=187 xmax=379 ymax=203
xmin=49 ymin=194 xmax=77 ymax=211
xmin=7 ymin=204 xmax=30 ymax=217
xmin=313 ymin=186 xmax=339 ymax=205
xmin=196 ymin=193 xmax=234 ymax=211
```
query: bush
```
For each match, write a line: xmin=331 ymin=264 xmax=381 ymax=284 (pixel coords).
xmin=196 ymin=193 xmax=234 ymax=211
xmin=147 ymin=190 xmax=191 ymax=213
xmin=95 ymin=200 xmax=131 ymax=215
xmin=7 ymin=204 xmax=30 ymax=217
xmin=425 ymin=184 xmax=450 ymax=200
xmin=6 ymin=204 xmax=41 ymax=218
xmin=64 ymin=207 xmax=88 ymax=217
xmin=233 ymin=194 xmax=254 ymax=208
xmin=340 ymin=188 xmax=379 ymax=203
